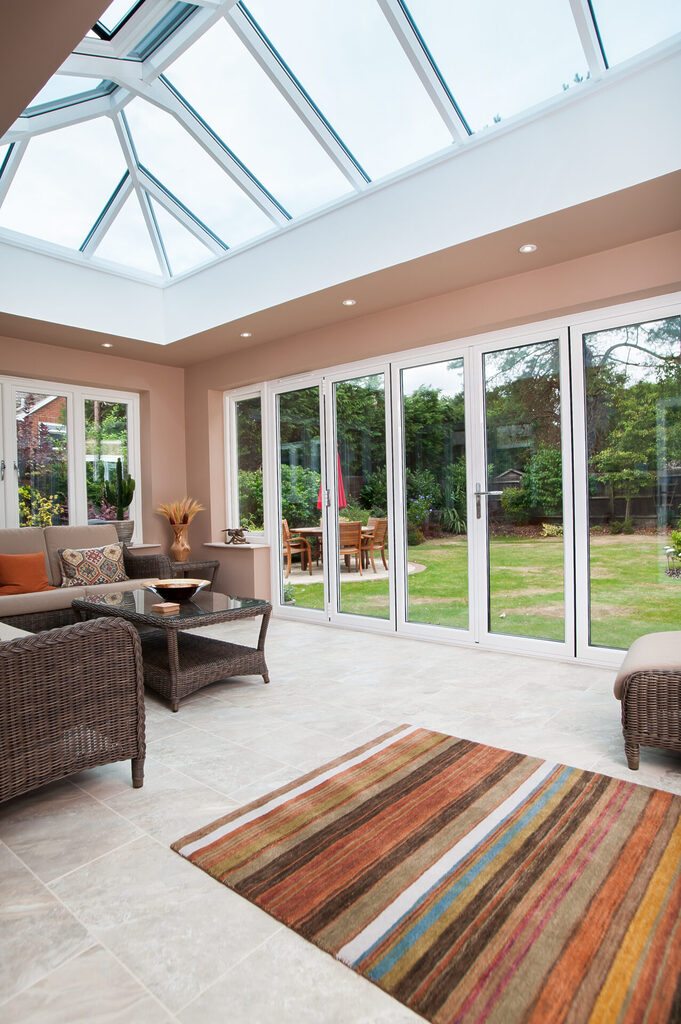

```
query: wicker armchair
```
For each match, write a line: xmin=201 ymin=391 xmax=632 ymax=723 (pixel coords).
xmin=613 ymin=630 xmax=681 ymax=770
xmin=0 ymin=617 xmax=146 ymax=803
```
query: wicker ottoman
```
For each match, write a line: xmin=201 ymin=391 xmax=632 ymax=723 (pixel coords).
xmin=613 ymin=631 xmax=681 ymax=770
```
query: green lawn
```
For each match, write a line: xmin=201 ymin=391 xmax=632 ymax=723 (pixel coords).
xmin=287 ymin=534 xmax=681 ymax=649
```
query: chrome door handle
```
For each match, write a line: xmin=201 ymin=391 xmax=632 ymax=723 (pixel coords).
xmin=475 ymin=483 xmax=503 ymax=519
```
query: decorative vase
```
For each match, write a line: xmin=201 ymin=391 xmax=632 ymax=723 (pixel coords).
xmin=113 ymin=519 xmax=134 ymax=545
xmin=170 ymin=523 xmax=190 ymax=562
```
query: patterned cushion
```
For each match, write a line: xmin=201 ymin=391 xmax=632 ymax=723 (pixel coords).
xmin=58 ymin=544 xmax=129 ymax=587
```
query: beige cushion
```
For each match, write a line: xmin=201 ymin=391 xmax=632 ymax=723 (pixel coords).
xmin=0 ymin=527 xmax=50 ymax=579
xmin=0 ymin=578 xmax=156 ymax=616
xmin=44 ymin=524 xmax=118 ymax=587
xmin=0 ymin=621 xmax=32 ymax=640
xmin=613 ymin=631 xmax=681 ymax=699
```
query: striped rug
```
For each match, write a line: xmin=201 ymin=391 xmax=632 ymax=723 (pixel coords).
xmin=172 ymin=725 xmax=681 ymax=1023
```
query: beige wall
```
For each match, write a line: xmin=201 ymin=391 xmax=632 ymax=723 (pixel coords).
xmin=0 ymin=335 xmax=186 ymax=549
xmin=183 ymin=230 xmax=681 ymax=599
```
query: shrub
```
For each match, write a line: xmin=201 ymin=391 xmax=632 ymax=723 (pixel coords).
xmin=441 ymin=456 xmax=467 ymax=534
xmin=18 ymin=486 xmax=63 ymax=527
xmin=360 ymin=467 xmax=388 ymax=515
xmin=610 ymin=520 xmax=623 ymax=534
xmin=622 ymin=518 xmax=635 ymax=534
xmin=280 ymin=463 xmax=321 ymax=526
xmin=406 ymin=494 xmax=431 ymax=530
xmin=238 ymin=468 xmax=264 ymax=530
xmin=671 ymin=530 xmax=681 ymax=557
xmin=501 ymin=486 xmax=532 ymax=525
xmin=407 ymin=527 xmax=425 ymax=546
xmin=541 ymin=522 xmax=564 ymax=537
xmin=342 ymin=500 xmax=371 ymax=525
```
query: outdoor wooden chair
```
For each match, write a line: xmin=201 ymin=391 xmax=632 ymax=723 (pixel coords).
xmin=362 ymin=517 xmax=389 ymax=571
xmin=282 ymin=519 xmax=312 ymax=577
xmin=339 ymin=521 xmax=363 ymax=574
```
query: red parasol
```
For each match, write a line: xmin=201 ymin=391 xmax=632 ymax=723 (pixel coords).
xmin=318 ymin=449 xmax=347 ymax=509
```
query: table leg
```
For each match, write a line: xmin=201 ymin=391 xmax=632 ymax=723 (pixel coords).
xmin=257 ymin=607 xmax=271 ymax=683
xmin=166 ymin=630 xmax=181 ymax=711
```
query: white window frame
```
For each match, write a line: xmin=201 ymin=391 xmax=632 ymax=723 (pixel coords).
xmin=0 ymin=376 xmax=142 ymax=540
xmin=224 ymin=385 xmax=266 ymax=542
xmin=225 ymin=289 xmax=681 ymax=665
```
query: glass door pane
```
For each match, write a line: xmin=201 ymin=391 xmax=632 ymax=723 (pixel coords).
xmin=16 ymin=390 xmax=69 ymax=526
xmin=583 ymin=315 xmax=681 ymax=650
xmin=401 ymin=358 xmax=468 ymax=630
xmin=84 ymin=399 xmax=130 ymax=522
xmin=234 ymin=396 xmax=263 ymax=531
xmin=277 ymin=386 xmax=323 ymax=611
xmin=333 ymin=373 xmax=390 ymax=620
xmin=483 ymin=340 xmax=564 ymax=641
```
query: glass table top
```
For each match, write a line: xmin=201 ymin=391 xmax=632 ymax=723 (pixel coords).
xmin=74 ymin=588 xmax=269 ymax=621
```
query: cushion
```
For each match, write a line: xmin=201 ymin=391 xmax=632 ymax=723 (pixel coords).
xmin=0 ymin=551 xmax=55 ymax=595
xmin=58 ymin=544 xmax=129 ymax=588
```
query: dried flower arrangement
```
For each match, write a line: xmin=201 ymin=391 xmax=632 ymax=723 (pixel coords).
xmin=156 ymin=497 xmax=206 ymax=524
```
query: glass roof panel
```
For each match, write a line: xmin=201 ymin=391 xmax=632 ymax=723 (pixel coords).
xmin=123 ymin=98 xmax=273 ymax=246
xmin=589 ymin=0 xmax=681 ymax=66
xmin=24 ymin=76 xmax=104 ymax=112
xmin=164 ymin=19 xmax=353 ymax=218
xmin=0 ymin=118 xmax=127 ymax=249
xmin=404 ymin=0 xmax=588 ymax=131
xmin=242 ymin=0 xmax=452 ymax=181
xmin=148 ymin=198 xmax=213 ymax=275
xmin=94 ymin=192 xmax=161 ymax=276
xmin=97 ymin=0 xmax=144 ymax=34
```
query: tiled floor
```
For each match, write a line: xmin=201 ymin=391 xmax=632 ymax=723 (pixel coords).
xmin=2 ymin=618 xmax=680 ymax=1022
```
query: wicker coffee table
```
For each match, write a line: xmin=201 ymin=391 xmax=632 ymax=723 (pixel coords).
xmin=72 ymin=589 xmax=271 ymax=712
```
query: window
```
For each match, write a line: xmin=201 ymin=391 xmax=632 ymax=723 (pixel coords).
xmin=226 ymin=390 xmax=264 ymax=534
xmin=0 ymin=377 xmax=141 ymax=536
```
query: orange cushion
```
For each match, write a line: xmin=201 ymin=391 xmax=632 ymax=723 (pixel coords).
xmin=0 ymin=552 xmax=55 ymax=595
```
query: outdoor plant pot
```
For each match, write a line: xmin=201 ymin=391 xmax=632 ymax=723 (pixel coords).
xmin=113 ymin=519 xmax=134 ymax=545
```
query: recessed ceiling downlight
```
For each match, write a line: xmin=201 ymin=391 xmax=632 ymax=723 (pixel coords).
xmin=101 ymin=342 xmax=113 ymax=348
xmin=518 ymin=243 xmax=538 ymax=254
xmin=240 ymin=331 xmax=252 ymax=338
xmin=341 ymin=298 xmax=357 ymax=306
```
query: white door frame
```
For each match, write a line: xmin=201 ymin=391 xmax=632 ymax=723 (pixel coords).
xmin=323 ymin=362 xmax=396 ymax=634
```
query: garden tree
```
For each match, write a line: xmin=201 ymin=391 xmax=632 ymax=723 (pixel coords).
xmin=587 ymin=315 xmax=681 ymax=520
xmin=591 ymin=383 xmax=659 ymax=521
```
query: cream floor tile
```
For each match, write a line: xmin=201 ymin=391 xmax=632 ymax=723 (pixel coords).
xmin=103 ymin=759 xmax=238 ymax=845
xmin=0 ymin=844 xmax=93 ymax=1003
xmin=0 ymin=783 xmax=142 ymax=883
xmin=0 ymin=945 xmax=174 ymax=1023
xmin=51 ymin=837 xmax=281 ymax=1014
xmin=147 ymin=729 xmax=287 ymax=796
xmin=178 ymin=926 xmax=422 ymax=1024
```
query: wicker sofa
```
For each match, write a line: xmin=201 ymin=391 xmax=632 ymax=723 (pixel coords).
xmin=0 ymin=616 xmax=146 ymax=801
xmin=0 ymin=523 xmax=171 ymax=632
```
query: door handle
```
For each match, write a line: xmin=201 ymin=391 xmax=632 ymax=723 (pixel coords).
xmin=475 ymin=483 xmax=503 ymax=519
xmin=0 ymin=459 xmax=4 ymax=481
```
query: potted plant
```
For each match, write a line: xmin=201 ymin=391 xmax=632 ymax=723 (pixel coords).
xmin=102 ymin=458 xmax=135 ymax=544
xmin=156 ymin=496 xmax=206 ymax=562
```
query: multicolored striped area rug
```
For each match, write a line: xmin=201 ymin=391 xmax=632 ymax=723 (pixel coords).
xmin=172 ymin=725 xmax=681 ymax=1023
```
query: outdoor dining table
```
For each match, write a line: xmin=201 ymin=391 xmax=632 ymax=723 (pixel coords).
xmin=292 ymin=525 xmax=373 ymax=570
